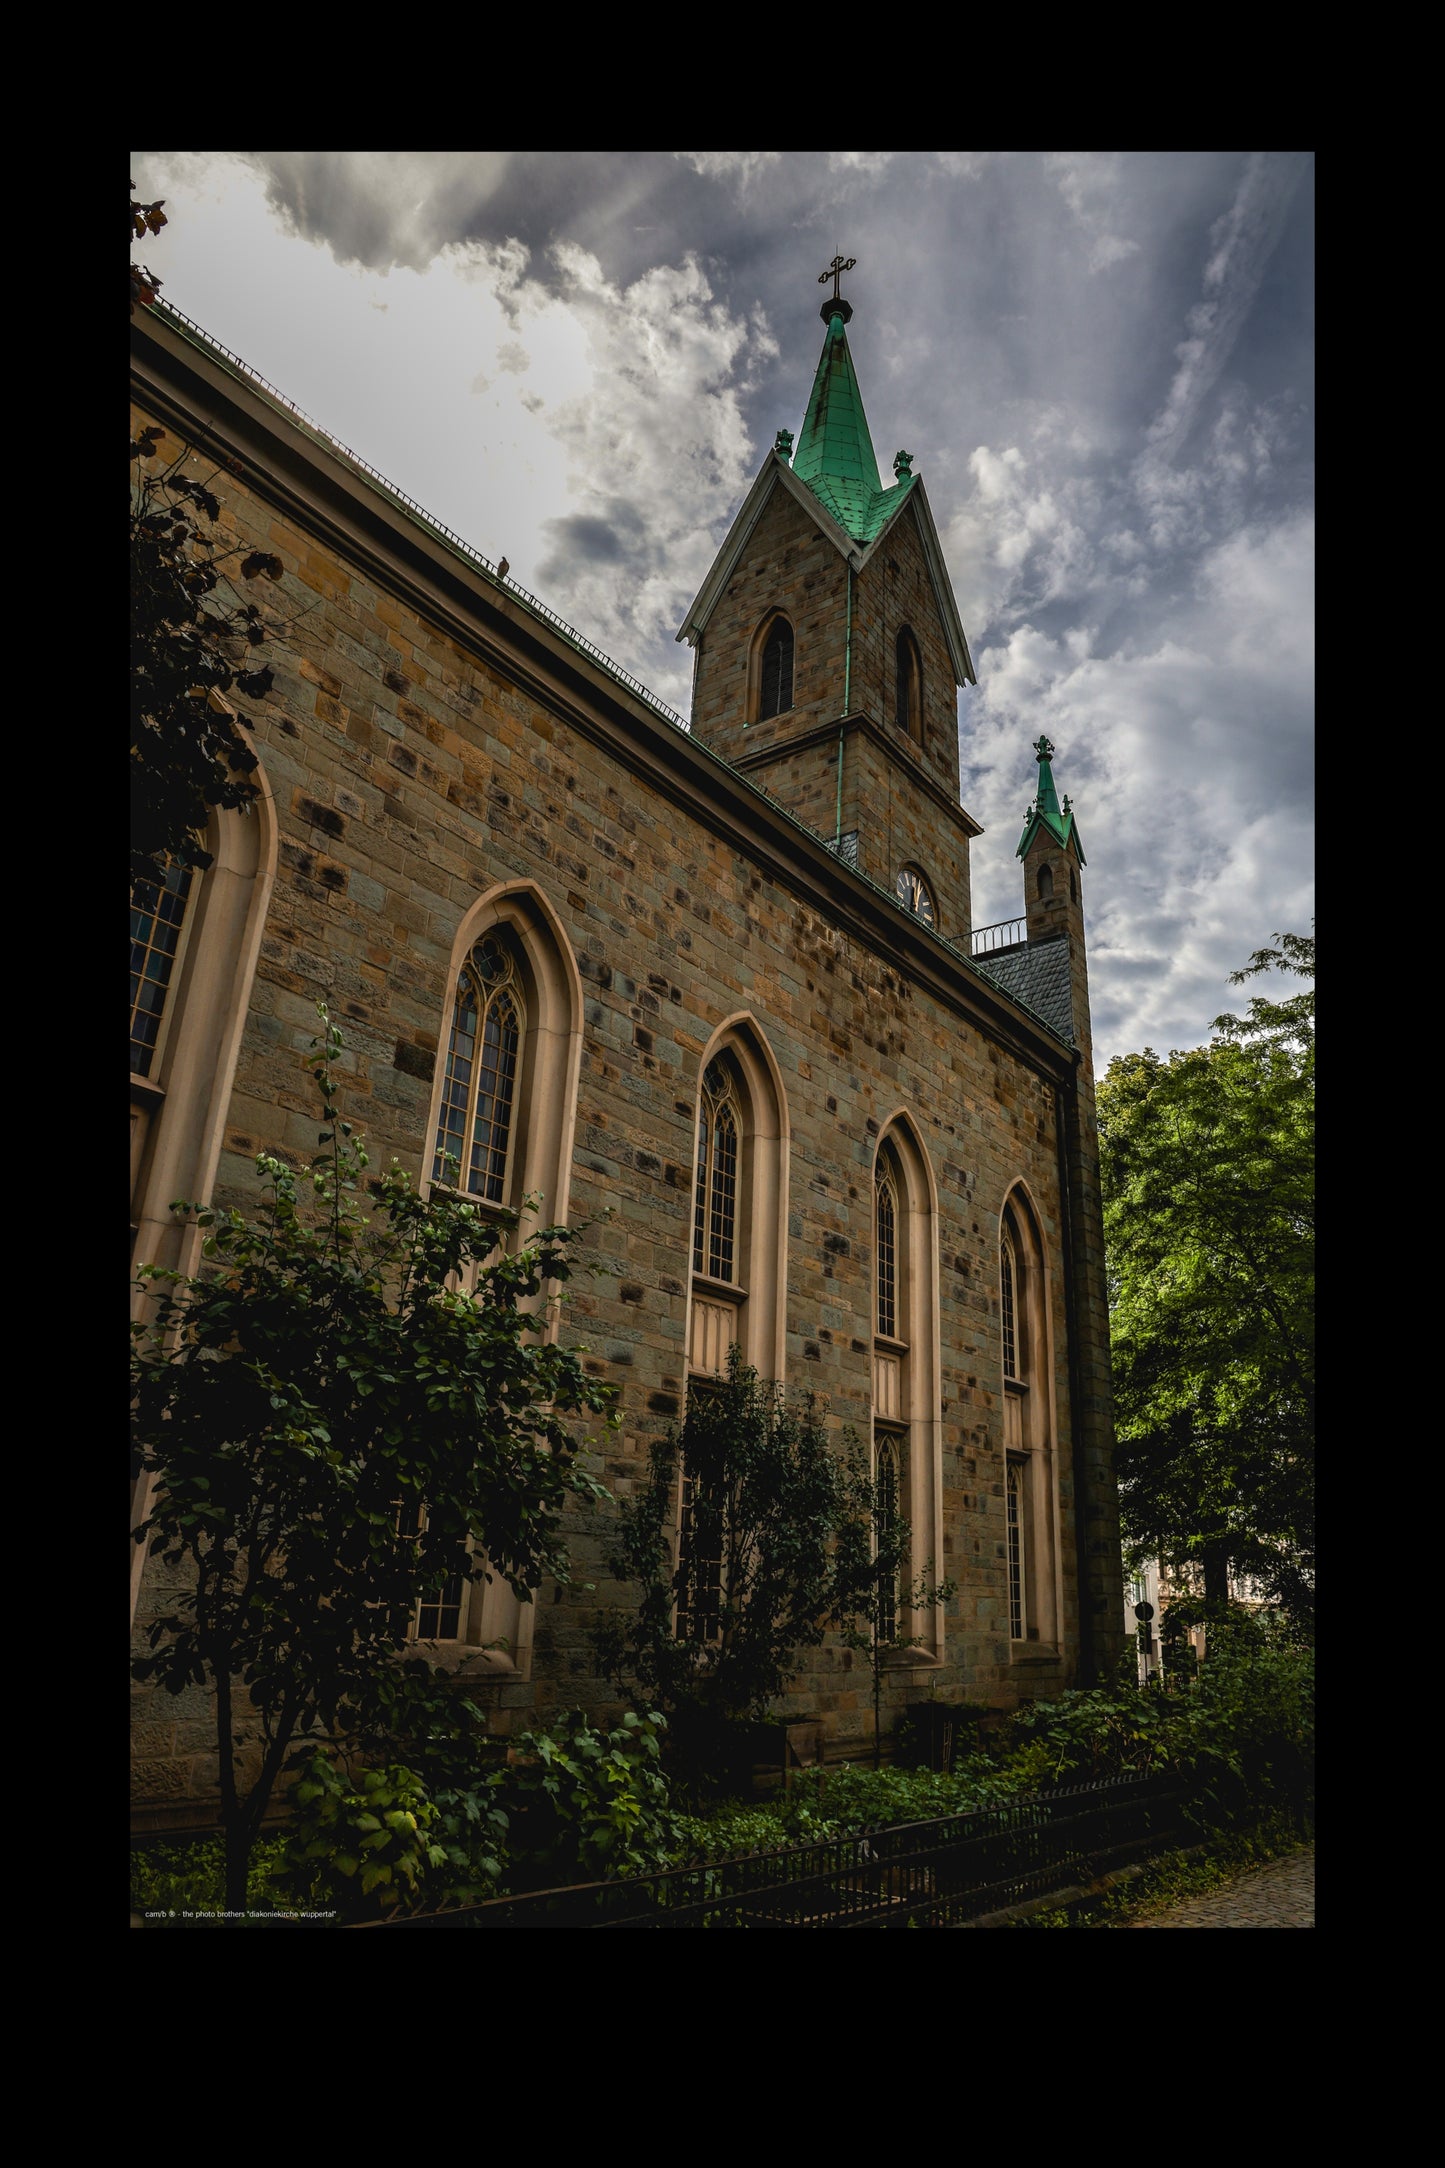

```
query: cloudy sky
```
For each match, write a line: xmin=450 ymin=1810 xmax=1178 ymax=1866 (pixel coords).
xmin=130 ymin=150 xmax=1314 ymax=1068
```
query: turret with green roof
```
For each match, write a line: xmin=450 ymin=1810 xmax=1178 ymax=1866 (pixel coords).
xmin=1016 ymin=734 xmax=1086 ymax=865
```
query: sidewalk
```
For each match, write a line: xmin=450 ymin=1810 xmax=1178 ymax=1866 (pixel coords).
xmin=1118 ymin=1845 xmax=1313 ymax=1928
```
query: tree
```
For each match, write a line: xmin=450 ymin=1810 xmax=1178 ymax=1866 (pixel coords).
xmin=131 ymin=180 xmax=279 ymax=885
xmin=131 ymin=1013 xmax=616 ymax=1914
xmin=1098 ymin=935 xmax=1314 ymax=1622
xmin=828 ymin=1449 xmax=956 ymax=1767
xmin=595 ymin=1351 xmax=878 ymax=1790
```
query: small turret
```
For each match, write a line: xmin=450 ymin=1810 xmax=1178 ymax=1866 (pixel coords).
xmin=1017 ymin=735 xmax=1092 ymax=1064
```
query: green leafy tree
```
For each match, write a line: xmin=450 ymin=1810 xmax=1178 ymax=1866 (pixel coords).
xmin=1098 ymin=935 xmax=1314 ymax=1621
xmin=131 ymin=1012 xmax=616 ymax=1915
xmin=595 ymin=1351 xmax=877 ymax=1790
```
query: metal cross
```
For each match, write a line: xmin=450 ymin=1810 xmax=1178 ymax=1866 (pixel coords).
xmin=818 ymin=254 xmax=857 ymax=301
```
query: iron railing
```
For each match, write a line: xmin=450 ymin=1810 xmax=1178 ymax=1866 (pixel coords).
xmin=970 ymin=915 xmax=1029 ymax=955
xmin=350 ymin=1772 xmax=1189 ymax=1930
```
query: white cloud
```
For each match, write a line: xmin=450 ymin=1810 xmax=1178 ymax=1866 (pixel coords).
xmin=1042 ymin=152 xmax=1140 ymax=272
xmin=828 ymin=152 xmax=895 ymax=175
xmin=676 ymin=152 xmax=782 ymax=188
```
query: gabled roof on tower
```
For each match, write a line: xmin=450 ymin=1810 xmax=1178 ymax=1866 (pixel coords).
xmin=1016 ymin=735 xmax=1086 ymax=864
xmin=676 ymin=295 xmax=975 ymax=686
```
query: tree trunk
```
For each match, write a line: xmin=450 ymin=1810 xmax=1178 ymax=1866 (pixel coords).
xmin=1202 ymin=1541 xmax=1232 ymax=1615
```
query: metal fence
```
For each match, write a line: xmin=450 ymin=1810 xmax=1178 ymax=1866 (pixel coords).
xmin=352 ymin=1772 xmax=1189 ymax=1930
xmin=970 ymin=915 xmax=1029 ymax=955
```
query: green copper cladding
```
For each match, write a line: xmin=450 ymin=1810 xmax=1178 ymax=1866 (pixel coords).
xmin=1016 ymin=734 xmax=1087 ymax=863
xmin=791 ymin=309 xmax=916 ymax=544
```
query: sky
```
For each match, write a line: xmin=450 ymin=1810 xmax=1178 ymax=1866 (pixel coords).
xmin=130 ymin=150 xmax=1314 ymax=1069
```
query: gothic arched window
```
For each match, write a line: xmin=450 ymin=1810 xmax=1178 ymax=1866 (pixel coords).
xmin=1037 ymin=864 xmax=1054 ymax=903
xmin=416 ymin=883 xmax=585 ymax=1676
xmin=895 ymin=627 xmax=923 ymax=744
xmin=694 ymin=1058 xmax=741 ymax=1282
xmin=749 ymin=613 xmax=795 ymax=724
xmin=876 ymin=1164 xmax=898 ymax=1340
xmin=686 ymin=1023 xmax=788 ymax=1385
xmin=871 ymin=1123 xmax=944 ymax=1663
xmin=1000 ymin=1189 xmax=1060 ymax=1653
xmin=431 ymin=935 xmax=523 ymax=1201
xmin=1001 ymin=1231 xmax=1019 ymax=1381
xmin=875 ymin=1433 xmax=901 ymax=1644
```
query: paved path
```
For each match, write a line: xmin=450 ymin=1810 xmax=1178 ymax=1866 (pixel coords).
xmin=1120 ymin=1846 xmax=1313 ymax=1927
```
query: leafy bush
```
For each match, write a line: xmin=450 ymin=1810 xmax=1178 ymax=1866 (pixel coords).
xmin=497 ymin=1709 xmax=684 ymax=1888
xmin=130 ymin=1835 xmax=289 ymax=1918
xmin=276 ymin=1753 xmax=452 ymax=1920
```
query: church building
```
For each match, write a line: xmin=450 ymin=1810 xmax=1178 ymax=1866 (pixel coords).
xmin=130 ymin=266 xmax=1125 ymax=1827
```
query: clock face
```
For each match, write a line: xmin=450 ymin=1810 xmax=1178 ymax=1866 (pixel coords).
xmin=897 ymin=867 xmax=935 ymax=925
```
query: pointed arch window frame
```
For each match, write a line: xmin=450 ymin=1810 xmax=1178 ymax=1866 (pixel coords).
xmin=869 ymin=1119 xmax=945 ymax=1666
xmin=1000 ymin=1187 xmax=1063 ymax=1655
xmin=693 ymin=1057 xmax=743 ymax=1285
xmin=747 ymin=610 xmax=796 ymax=727
xmin=895 ymin=625 xmax=924 ymax=746
xmin=430 ymin=935 xmax=524 ymax=1205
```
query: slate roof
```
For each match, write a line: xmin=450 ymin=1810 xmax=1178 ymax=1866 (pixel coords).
xmin=972 ymin=936 xmax=1074 ymax=1045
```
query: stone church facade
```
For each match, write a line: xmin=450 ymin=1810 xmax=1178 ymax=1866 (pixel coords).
xmin=130 ymin=279 xmax=1124 ymax=1826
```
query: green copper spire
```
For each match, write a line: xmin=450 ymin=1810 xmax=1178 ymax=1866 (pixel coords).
xmin=1016 ymin=734 xmax=1086 ymax=863
xmin=788 ymin=264 xmax=917 ymax=545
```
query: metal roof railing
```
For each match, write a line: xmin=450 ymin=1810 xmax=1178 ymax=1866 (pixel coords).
xmin=970 ymin=915 xmax=1029 ymax=955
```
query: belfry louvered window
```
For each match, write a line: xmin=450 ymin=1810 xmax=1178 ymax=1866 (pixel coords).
xmin=431 ymin=936 xmax=522 ymax=1200
xmin=876 ymin=1169 xmax=898 ymax=1339
xmin=759 ymin=619 xmax=794 ymax=720
xmin=694 ymin=1059 xmax=740 ymax=1280
xmin=130 ymin=863 xmax=193 ymax=1077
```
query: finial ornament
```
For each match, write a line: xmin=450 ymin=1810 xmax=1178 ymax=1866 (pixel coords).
xmin=774 ymin=428 xmax=794 ymax=460
xmin=818 ymin=253 xmax=857 ymax=302
xmin=893 ymin=449 xmax=914 ymax=478
xmin=1033 ymin=734 xmax=1056 ymax=763
xmin=817 ymin=253 xmax=857 ymax=323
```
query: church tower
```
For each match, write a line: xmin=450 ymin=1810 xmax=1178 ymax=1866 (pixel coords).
xmin=677 ymin=262 xmax=981 ymax=945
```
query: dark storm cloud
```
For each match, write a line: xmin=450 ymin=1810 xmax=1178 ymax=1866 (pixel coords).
xmin=538 ymin=502 xmax=646 ymax=576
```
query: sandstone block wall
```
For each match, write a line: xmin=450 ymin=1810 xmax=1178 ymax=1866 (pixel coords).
xmin=130 ymin=382 xmax=1121 ymax=1818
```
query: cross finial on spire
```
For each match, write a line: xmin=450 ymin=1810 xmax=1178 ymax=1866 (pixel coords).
xmin=1034 ymin=734 xmax=1056 ymax=764
xmin=818 ymin=254 xmax=857 ymax=303
xmin=817 ymin=253 xmax=857 ymax=324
